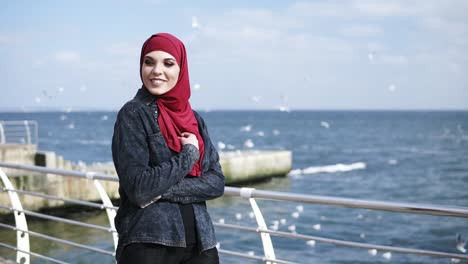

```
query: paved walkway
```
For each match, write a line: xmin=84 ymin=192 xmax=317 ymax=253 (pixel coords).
xmin=0 ymin=256 xmax=15 ymax=264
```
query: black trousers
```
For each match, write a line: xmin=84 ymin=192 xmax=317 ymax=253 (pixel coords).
xmin=118 ymin=243 xmax=219 ymax=264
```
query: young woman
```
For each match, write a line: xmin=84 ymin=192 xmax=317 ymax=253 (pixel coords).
xmin=112 ymin=33 xmax=225 ymax=264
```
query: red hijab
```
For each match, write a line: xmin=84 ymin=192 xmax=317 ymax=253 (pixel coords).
xmin=140 ymin=33 xmax=204 ymax=176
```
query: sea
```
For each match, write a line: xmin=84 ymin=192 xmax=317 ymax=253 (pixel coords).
xmin=0 ymin=110 xmax=467 ymax=264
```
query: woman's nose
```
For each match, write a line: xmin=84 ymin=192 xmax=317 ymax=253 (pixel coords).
xmin=152 ymin=63 xmax=162 ymax=74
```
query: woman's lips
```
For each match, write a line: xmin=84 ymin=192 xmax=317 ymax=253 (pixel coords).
xmin=150 ymin=78 xmax=165 ymax=86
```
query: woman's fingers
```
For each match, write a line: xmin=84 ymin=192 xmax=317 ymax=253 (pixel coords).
xmin=178 ymin=132 xmax=199 ymax=149
xmin=180 ymin=132 xmax=193 ymax=137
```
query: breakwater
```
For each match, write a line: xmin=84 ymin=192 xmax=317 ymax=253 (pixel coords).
xmin=0 ymin=144 xmax=292 ymax=212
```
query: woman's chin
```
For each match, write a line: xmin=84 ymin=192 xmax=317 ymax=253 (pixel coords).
xmin=146 ymin=86 xmax=168 ymax=96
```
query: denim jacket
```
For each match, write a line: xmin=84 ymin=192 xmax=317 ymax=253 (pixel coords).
xmin=112 ymin=88 xmax=225 ymax=261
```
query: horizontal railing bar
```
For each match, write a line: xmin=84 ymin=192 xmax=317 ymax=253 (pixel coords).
xmin=0 ymin=130 xmax=33 ymax=132
xmin=224 ymin=187 xmax=468 ymax=218
xmin=1 ymin=187 xmax=118 ymax=210
xmin=1 ymin=124 xmax=35 ymax=127
xmin=0 ymin=242 xmax=69 ymax=264
xmin=0 ymin=223 xmax=115 ymax=257
xmin=2 ymin=202 xmax=463 ymax=261
xmin=3 ymin=131 xmax=35 ymax=134
xmin=0 ymin=162 xmax=118 ymax=182
xmin=0 ymin=124 xmax=37 ymax=126
xmin=0 ymin=143 xmax=38 ymax=145
xmin=214 ymin=223 xmax=468 ymax=260
xmin=1 ymin=162 xmax=468 ymax=218
xmin=1 ymin=138 xmax=35 ymax=141
xmin=0 ymin=121 xmax=37 ymax=124
xmin=218 ymin=248 xmax=297 ymax=264
xmin=0 ymin=205 xmax=116 ymax=233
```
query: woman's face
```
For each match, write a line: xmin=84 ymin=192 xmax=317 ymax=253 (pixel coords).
xmin=141 ymin=50 xmax=180 ymax=95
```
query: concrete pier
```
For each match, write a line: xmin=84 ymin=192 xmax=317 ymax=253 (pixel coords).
xmin=220 ymin=150 xmax=292 ymax=185
xmin=0 ymin=144 xmax=292 ymax=212
xmin=0 ymin=144 xmax=37 ymax=175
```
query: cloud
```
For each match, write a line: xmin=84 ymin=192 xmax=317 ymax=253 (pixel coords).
xmin=183 ymin=2 xmax=468 ymax=109
xmin=107 ymin=42 xmax=139 ymax=56
xmin=380 ymin=55 xmax=409 ymax=65
xmin=288 ymin=0 xmax=412 ymax=18
xmin=54 ymin=51 xmax=81 ymax=63
xmin=192 ymin=5 xmax=358 ymax=61
xmin=353 ymin=0 xmax=410 ymax=17
xmin=0 ymin=35 xmax=21 ymax=45
xmin=421 ymin=16 xmax=468 ymax=45
xmin=287 ymin=1 xmax=353 ymax=18
xmin=341 ymin=24 xmax=384 ymax=37
xmin=288 ymin=0 xmax=468 ymax=24
xmin=2 ymin=1 xmax=464 ymax=110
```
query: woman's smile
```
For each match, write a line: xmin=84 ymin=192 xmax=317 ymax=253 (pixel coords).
xmin=149 ymin=77 xmax=166 ymax=86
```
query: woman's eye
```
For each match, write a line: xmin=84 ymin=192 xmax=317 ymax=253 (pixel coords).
xmin=164 ymin=62 xmax=174 ymax=67
xmin=144 ymin=59 xmax=154 ymax=65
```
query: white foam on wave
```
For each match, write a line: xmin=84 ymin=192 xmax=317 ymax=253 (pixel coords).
xmin=288 ymin=162 xmax=367 ymax=176
xmin=76 ymin=139 xmax=111 ymax=146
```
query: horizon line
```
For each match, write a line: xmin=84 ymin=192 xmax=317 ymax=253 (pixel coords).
xmin=1 ymin=108 xmax=468 ymax=113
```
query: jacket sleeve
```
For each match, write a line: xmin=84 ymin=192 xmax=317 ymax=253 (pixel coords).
xmin=112 ymin=103 xmax=200 ymax=208
xmin=161 ymin=116 xmax=225 ymax=204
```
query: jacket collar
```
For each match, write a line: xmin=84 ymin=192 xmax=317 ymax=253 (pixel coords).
xmin=134 ymin=87 xmax=157 ymax=106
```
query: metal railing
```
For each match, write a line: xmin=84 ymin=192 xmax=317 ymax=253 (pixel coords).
xmin=0 ymin=162 xmax=467 ymax=263
xmin=0 ymin=121 xmax=38 ymax=145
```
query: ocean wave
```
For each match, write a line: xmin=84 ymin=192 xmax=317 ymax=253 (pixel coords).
xmin=74 ymin=139 xmax=111 ymax=146
xmin=394 ymin=147 xmax=447 ymax=155
xmin=288 ymin=162 xmax=367 ymax=176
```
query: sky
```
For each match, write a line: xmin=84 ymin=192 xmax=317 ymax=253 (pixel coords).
xmin=1 ymin=0 xmax=467 ymax=111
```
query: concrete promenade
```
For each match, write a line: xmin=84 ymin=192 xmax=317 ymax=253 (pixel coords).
xmin=0 ymin=256 xmax=15 ymax=264
xmin=0 ymin=144 xmax=292 ymax=212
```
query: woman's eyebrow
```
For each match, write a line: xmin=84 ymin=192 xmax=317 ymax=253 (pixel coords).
xmin=143 ymin=56 xmax=175 ymax=61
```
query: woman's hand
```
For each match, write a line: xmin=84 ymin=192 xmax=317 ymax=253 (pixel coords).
xmin=178 ymin=132 xmax=199 ymax=150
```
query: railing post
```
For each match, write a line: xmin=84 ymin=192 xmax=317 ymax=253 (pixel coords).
xmin=23 ymin=121 xmax=31 ymax=145
xmin=0 ymin=122 xmax=5 ymax=144
xmin=33 ymin=121 xmax=38 ymax=145
xmin=240 ymin=187 xmax=276 ymax=263
xmin=87 ymin=173 xmax=118 ymax=250
xmin=0 ymin=168 xmax=30 ymax=264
